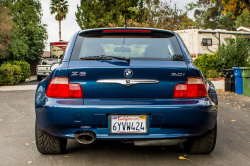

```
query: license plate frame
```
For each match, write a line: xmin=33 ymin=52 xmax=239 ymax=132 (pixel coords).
xmin=109 ymin=115 xmax=148 ymax=134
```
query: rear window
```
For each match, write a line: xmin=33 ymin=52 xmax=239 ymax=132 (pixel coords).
xmin=71 ymin=33 xmax=184 ymax=61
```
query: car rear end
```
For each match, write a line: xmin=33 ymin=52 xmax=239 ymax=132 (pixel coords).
xmin=35 ymin=28 xmax=218 ymax=154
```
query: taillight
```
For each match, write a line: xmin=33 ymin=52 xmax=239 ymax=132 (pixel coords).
xmin=173 ymin=77 xmax=207 ymax=98
xmin=46 ymin=77 xmax=83 ymax=98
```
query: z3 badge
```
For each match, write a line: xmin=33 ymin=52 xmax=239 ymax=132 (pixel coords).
xmin=71 ymin=72 xmax=86 ymax=76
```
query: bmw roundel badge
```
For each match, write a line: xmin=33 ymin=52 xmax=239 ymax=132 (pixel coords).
xmin=124 ymin=69 xmax=133 ymax=78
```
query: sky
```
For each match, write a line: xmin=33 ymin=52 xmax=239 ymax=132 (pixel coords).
xmin=41 ymin=0 xmax=196 ymax=51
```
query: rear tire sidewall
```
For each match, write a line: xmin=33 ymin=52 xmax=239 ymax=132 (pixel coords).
xmin=35 ymin=120 xmax=67 ymax=154
xmin=184 ymin=123 xmax=217 ymax=154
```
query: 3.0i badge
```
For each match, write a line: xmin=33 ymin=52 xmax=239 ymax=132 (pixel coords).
xmin=124 ymin=69 xmax=133 ymax=78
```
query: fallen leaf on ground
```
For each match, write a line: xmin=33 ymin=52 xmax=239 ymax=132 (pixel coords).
xmin=179 ymin=156 xmax=189 ymax=160
xmin=245 ymin=115 xmax=249 ymax=117
xmin=64 ymin=156 xmax=68 ymax=158
xmin=28 ymin=161 xmax=32 ymax=164
xmin=231 ymin=119 xmax=236 ymax=122
xmin=26 ymin=142 xmax=29 ymax=145
xmin=33 ymin=141 xmax=36 ymax=144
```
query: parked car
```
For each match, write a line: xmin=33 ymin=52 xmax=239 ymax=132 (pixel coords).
xmin=36 ymin=58 xmax=60 ymax=81
xmin=35 ymin=28 xmax=218 ymax=154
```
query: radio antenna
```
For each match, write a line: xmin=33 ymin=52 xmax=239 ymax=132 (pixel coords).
xmin=124 ymin=0 xmax=127 ymax=28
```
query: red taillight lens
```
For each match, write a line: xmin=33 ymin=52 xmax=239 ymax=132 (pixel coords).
xmin=46 ymin=77 xmax=83 ymax=98
xmin=103 ymin=29 xmax=151 ymax=33
xmin=173 ymin=77 xmax=207 ymax=98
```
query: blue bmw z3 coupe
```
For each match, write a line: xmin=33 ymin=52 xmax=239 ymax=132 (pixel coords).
xmin=35 ymin=28 xmax=218 ymax=154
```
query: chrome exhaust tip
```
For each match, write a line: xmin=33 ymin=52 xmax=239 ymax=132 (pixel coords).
xmin=75 ymin=132 xmax=96 ymax=144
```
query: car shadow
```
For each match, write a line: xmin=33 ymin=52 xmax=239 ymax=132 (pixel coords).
xmin=65 ymin=139 xmax=186 ymax=157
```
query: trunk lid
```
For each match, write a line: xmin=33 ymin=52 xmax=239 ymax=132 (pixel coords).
xmin=68 ymin=60 xmax=187 ymax=99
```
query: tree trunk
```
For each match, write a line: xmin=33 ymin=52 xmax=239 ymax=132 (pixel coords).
xmin=240 ymin=0 xmax=250 ymax=12
xmin=59 ymin=20 xmax=61 ymax=41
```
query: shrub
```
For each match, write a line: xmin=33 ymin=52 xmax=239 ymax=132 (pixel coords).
xmin=193 ymin=53 xmax=219 ymax=77
xmin=4 ymin=61 xmax=30 ymax=81
xmin=217 ymin=36 xmax=250 ymax=72
xmin=0 ymin=64 xmax=22 ymax=85
xmin=207 ymin=70 xmax=220 ymax=78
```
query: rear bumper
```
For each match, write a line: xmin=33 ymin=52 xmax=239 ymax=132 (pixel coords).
xmin=37 ymin=72 xmax=51 ymax=77
xmin=35 ymin=94 xmax=217 ymax=139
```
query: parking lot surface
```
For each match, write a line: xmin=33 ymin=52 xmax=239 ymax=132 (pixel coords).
xmin=0 ymin=86 xmax=250 ymax=166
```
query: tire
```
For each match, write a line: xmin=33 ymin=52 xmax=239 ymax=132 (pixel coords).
xmin=183 ymin=124 xmax=217 ymax=154
xmin=37 ymin=76 xmax=42 ymax=81
xmin=35 ymin=121 xmax=67 ymax=154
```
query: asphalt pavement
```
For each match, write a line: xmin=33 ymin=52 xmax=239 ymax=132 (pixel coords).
xmin=0 ymin=84 xmax=250 ymax=166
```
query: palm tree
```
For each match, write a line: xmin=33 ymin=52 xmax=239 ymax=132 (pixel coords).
xmin=50 ymin=0 xmax=69 ymax=41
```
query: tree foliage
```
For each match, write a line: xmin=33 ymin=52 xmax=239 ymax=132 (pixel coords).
xmin=235 ymin=10 xmax=250 ymax=27
xmin=76 ymin=0 xmax=195 ymax=30
xmin=187 ymin=0 xmax=235 ymax=29
xmin=240 ymin=0 xmax=250 ymax=11
xmin=222 ymin=0 xmax=247 ymax=18
xmin=187 ymin=0 xmax=248 ymax=29
xmin=0 ymin=2 xmax=12 ymax=58
xmin=50 ymin=0 xmax=69 ymax=21
xmin=50 ymin=0 xmax=68 ymax=40
xmin=75 ymin=0 xmax=141 ymax=29
xmin=140 ymin=2 xmax=195 ymax=30
xmin=190 ymin=0 xmax=248 ymax=28
xmin=218 ymin=11 xmax=236 ymax=28
xmin=2 ymin=0 xmax=48 ymax=61
xmin=217 ymin=36 xmax=250 ymax=71
xmin=193 ymin=53 xmax=219 ymax=77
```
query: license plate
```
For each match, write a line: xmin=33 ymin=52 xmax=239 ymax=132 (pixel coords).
xmin=110 ymin=115 xmax=147 ymax=133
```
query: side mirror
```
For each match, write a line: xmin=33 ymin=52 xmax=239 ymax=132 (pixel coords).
xmin=50 ymin=62 xmax=60 ymax=71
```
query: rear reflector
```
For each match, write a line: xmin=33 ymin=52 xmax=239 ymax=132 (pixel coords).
xmin=103 ymin=29 xmax=151 ymax=33
xmin=173 ymin=77 xmax=207 ymax=98
xmin=46 ymin=77 xmax=83 ymax=98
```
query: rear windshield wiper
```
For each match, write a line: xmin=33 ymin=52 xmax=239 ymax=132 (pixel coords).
xmin=80 ymin=55 xmax=130 ymax=63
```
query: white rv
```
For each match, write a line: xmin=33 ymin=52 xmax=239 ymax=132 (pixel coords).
xmin=175 ymin=27 xmax=250 ymax=59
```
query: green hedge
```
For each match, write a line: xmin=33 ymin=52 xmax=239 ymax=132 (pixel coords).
xmin=0 ymin=64 xmax=22 ymax=85
xmin=5 ymin=61 xmax=30 ymax=81
xmin=193 ymin=53 xmax=219 ymax=78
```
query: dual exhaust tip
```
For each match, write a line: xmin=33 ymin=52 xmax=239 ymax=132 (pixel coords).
xmin=74 ymin=131 xmax=96 ymax=144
